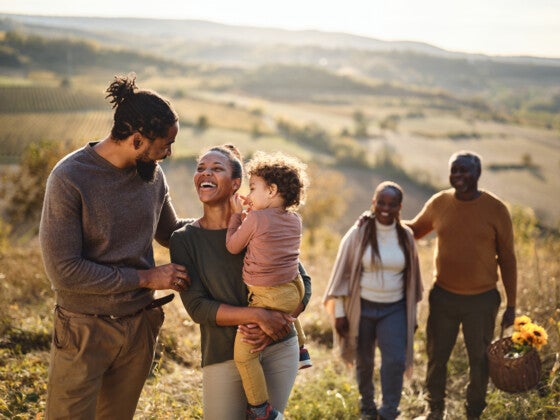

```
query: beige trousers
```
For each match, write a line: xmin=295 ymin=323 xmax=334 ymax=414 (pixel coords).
xmin=234 ymin=275 xmax=305 ymax=405
xmin=204 ymin=336 xmax=299 ymax=419
xmin=45 ymin=305 xmax=164 ymax=419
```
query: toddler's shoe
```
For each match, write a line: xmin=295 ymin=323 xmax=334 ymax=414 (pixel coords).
xmin=246 ymin=401 xmax=283 ymax=420
xmin=299 ymin=345 xmax=312 ymax=369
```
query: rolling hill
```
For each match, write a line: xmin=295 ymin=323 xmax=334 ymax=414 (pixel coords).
xmin=0 ymin=13 xmax=558 ymax=228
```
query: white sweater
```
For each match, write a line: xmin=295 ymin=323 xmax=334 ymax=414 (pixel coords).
xmin=335 ymin=221 xmax=405 ymax=317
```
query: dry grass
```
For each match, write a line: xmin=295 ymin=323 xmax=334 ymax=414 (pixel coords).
xmin=0 ymin=222 xmax=558 ymax=418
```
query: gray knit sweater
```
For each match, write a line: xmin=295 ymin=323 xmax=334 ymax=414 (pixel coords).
xmin=39 ymin=142 xmax=186 ymax=316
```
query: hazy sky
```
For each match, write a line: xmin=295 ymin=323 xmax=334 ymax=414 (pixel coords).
xmin=1 ymin=0 xmax=559 ymax=58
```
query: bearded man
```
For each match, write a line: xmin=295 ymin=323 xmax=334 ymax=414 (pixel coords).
xmin=39 ymin=74 xmax=191 ymax=419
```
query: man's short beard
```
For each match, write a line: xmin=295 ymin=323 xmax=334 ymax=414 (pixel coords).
xmin=136 ymin=158 xmax=158 ymax=183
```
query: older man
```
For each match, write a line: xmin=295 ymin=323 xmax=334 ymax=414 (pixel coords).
xmin=407 ymin=151 xmax=517 ymax=420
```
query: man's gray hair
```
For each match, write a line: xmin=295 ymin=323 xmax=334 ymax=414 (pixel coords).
xmin=449 ymin=150 xmax=482 ymax=173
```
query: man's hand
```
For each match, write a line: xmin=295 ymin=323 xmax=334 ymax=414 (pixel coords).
xmin=138 ymin=263 xmax=190 ymax=292
xmin=335 ymin=316 xmax=349 ymax=338
xmin=501 ymin=306 xmax=516 ymax=328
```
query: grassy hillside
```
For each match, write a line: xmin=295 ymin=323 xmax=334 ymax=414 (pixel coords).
xmin=0 ymin=29 xmax=188 ymax=74
xmin=1 ymin=217 xmax=559 ymax=419
xmin=0 ymin=68 xmax=558 ymax=226
xmin=3 ymin=14 xmax=560 ymax=103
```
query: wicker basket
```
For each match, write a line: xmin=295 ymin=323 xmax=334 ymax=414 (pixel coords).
xmin=487 ymin=336 xmax=542 ymax=393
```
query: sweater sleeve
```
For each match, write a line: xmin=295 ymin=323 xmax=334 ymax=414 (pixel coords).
xmin=225 ymin=211 xmax=255 ymax=254
xmin=298 ymin=261 xmax=312 ymax=309
xmin=155 ymin=188 xmax=193 ymax=248
xmin=171 ymin=230 xmax=221 ymax=326
xmin=407 ymin=196 xmax=435 ymax=239
xmin=39 ymin=171 xmax=139 ymax=294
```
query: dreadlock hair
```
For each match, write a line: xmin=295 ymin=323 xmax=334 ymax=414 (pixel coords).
xmin=245 ymin=151 xmax=308 ymax=211
xmin=105 ymin=73 xmax=178 ymax=141
xmin=360 ymin=181 xmax=411 ymax=277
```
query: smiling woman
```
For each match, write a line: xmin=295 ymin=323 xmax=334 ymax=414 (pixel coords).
xmin=170 ymin=144 xmax=312 ymax=419
xmin=323 ymin=180 xmax=423 ymax=420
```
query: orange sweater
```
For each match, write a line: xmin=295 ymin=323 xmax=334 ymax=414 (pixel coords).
xmin=409 ymin=189 xmax=517 ymax=305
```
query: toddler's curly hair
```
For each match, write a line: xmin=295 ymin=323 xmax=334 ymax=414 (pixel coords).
xmin=246 ymin=151 xmax=308 ymax=210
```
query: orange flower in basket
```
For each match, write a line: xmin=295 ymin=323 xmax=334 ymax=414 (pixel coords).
xmin=514 ymin=315 xmax=532 ymax=331
xmin=522 ymin=323 xmax=548 ymax=351
xmin=509 ymin=316 xmax=549 ymax=355
xmin=511 ymin=331 xmax=528 ymax=346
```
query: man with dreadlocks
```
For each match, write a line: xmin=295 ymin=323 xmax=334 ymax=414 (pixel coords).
xmin=39 ymin=74 xmax=191 ymax=418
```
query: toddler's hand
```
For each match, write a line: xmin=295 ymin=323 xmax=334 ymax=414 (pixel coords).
xmin=230 ymin=193 xmax=244 ymax=214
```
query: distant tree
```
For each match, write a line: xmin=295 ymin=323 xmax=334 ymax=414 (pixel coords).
xmin=195 ymin=115 xmax=209 ymax=131
xmin=352 ymin=110 xmax=369 ymax=138
xmin=374 ymin=144 xmax=402 ymax=170
xmin=332 ymin=136 xmax=370 ymax=168
xmin=0 ymin=139 xmax=74 ymax=236
xmin=521 ymin=152 xmax=533 ymax=167
xmin=60 ymin=77 xmax=71 ymax=88
xmin=250 ymin=123 xmax=262 ymax=139
xmin=276 ymin=119 xmax=331 ymax=149
xmin=299 ymin=164 xmax=348 ymax=250
xmin=339 ymin=127 xmax=351 ymax=137
xmin=379 ymin=114 xmax=400 ymax=131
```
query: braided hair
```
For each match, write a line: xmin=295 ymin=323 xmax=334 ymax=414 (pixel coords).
xmin=105 ymin=73 xmax=178 ymax=141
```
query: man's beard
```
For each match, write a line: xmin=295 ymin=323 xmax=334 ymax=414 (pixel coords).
xmin=136 ymin=158 xmax=158 ymax=183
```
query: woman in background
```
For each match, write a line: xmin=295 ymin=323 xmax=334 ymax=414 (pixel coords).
xmin=324 ymin=181 xmax=422 ymax=420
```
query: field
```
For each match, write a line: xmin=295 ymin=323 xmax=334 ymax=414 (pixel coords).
xmin=1 ymin=65 xmax=560 ymax=419
xmin=1 ymin=222 xmax=559 ymax=419
xmin=1 ymin=73 xmax=559 ymax=226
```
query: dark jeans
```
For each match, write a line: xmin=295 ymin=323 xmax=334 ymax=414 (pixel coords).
xmin=425 ymin=285 xmax=500 ymax=416
xmin=356 ymin=298 xmax=407 ymax=420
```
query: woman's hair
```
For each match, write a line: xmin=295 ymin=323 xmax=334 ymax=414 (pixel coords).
xmin=203 ymin=144 xmax=244 ymax=180
xmin=246 ymin=151 xmax=308 ymax=210
xmin=105 ymin=73 xmax=178 ymax=141
xmin=361 ymin=181 xmax=411 ymax=276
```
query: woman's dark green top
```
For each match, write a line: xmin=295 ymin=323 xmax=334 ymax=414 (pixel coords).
xmin=170 ymin=225 xmax=311 ymax=367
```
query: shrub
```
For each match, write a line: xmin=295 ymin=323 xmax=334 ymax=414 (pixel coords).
xmin=0 ymin=139 xmax=74 ymax=237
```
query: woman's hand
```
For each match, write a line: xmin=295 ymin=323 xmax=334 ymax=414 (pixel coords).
xmin=255 ymin=308 xmax=294 ymax=341
xmin=335 ymin=316 xmax=349 ymax=338
xmin=238 ymin=324 xmax=273 ymax=353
